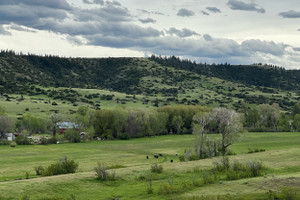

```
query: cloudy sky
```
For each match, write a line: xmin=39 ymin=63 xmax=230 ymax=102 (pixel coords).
xmin=0 ymin=0 xmax=300 ymax=69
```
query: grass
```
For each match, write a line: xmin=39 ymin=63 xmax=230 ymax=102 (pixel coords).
xmin=0 ymin=132 xmax=300 ymax=199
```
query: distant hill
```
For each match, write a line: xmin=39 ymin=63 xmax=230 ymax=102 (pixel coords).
xmin=149 ymin=55 xmax=300 ymax=92
xmin=0 ymin=50 xmax=299 ymax=112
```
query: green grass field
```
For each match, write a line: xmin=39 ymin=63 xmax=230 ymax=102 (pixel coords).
xmin=0 ymin=132 xmax=300 ymax=200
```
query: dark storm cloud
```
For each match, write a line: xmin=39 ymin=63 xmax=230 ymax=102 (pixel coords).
xmin=166 ymin=28 xmax=200 ymax=38
xmin=241 ymin=40 xmax=287 ymax=56
xmin=0 ymin=0 xmax=72 ymax=10
xmin=0 ymin=4 xmax=68 ymax=27
xmin=177 ymin=8 xmax=195 ymax=17
xmin=206 ymin=7 xmax=221 ymax=13
xmin=227 ymin=0 xmax=265 ymax=13
xmin=279 ymin=10 xmax=300 ymax=18
xmin=139 ymin=18 xmax=156 ymax=24
xmin=74 ymin=4 xmax=131 ymax=22
xmin=0 ymin=0 xmax=297 ymax=67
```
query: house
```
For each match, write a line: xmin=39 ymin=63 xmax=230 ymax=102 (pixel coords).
xmin=57 ymin=122 xmax=79 ymax=134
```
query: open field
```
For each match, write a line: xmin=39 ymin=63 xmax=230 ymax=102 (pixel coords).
xmin=0 ymin=132 xmax=300 ymax=199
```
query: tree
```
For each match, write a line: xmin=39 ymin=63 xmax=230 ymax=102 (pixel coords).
xmin=0 ymin=115 xmax=14 ymax=139
xmin=292 ymin=102 xmax=300 ymax=116
xmin=244 ymin=107 xmax=260 ymax=129
xmin=22 ymin=114 xmax=46 ymax=134
xmin=48 ymin=113 xmax=63 ymax=136
xmin=258 ymin=104 xmax=280 ymax=131
xmin=171 ymin=115 xmax=183 ymax=134
xmin=209 ymin=108 xmax=243 ymax=156
xmin=193 ymin=112 xmax=211 ymax=158
xmin=293 ymin=114 xmax=300 ymax=131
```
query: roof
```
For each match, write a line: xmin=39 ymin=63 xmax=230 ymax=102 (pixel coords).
xmin=56 ymin=122 xmax=79 ymax=129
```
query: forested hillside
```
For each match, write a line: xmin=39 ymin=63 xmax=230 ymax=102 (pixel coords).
xmin=149 ymin=55 xmax=300 ymax=92
xmin=0 ymin=50 xmax=299 ymax=112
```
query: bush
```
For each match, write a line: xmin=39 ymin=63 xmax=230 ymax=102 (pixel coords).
xmin=64 ymin=129 xmax=81 ymax=143
xmin=226 ymin=160 xmax=263 ymax=180
xmin=15 ymin=134 xmax=32 ymax=145
xmin=40 ymin=136 xmax=58 ymax=145
xmin=151 ymin=164 xmax=163 ymax=173
xmin=179 ymin=155 xmax=185 ymax=162
xmin=248 ymin=148 xmax=266 ymax=154
xmin=94 ymin=163 xmax=116 ymax=181
xmin=246 ymin=160 xmax=263 ymax=177
xmin=41 ymin=156 xmax=78 ymax=176
xmin=0 ymin=140 xmax=11 ymax=145
xmin=213 ymin=156 xmax=230 ymax=172
xmin=34 ymin=165 xmax=45 ymax=175
xmin=158 ymin=182 xmax=190 ymax=195
xmin=203 ymin=171 xmax=218 ymax=184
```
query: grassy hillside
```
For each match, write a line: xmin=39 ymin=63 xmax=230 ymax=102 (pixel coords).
xmin=0 ymin=51 xmax=299 ymax=118
xmin=0 ymin=132 xmax=300 ymax=199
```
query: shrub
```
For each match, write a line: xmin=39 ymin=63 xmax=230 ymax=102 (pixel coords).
xmin=40 ymin=136 xmax=58 ymax=145
xmin=179 ymin=155 xmax=185 ymax=162
xmin=64 ymin=129 xmax=81 ymax=143
xmin=0 ymin=140 xmax=11 ymax=145
xmin=41 ymin=156 xmax=78 ymax=176
xmin=151 ymin=164 xmax=163 ymax=173
xmin=225 ymin=149 xmax=236 ymax=156
xmin=213 ymin=156 xmax=230 ymax=172
xmin=158 ymin=182 xmax=189 ymax=195
xmin=25 ymin=171 xmax=30 ymax=179
xmin=34 ymin=165 xmax=45 ymax=176
xmin=226 ymin=160 xmax=264 ymax=180
xmin=15 ymin=134 xmax=32 ymax=145
xmin=203 ymin=171 xmax=218 ymax=184
xmin=248 ymin=148 xmax=266 ymax=154
xmin=94 ymin=163 xmax=116 ymax=181
xmin=246 ymin=160 xmax=263 ymax=177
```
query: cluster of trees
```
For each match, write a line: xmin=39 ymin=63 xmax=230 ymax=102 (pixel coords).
xmin=92 ymin=105 xmax=210 ymax=139
xmin=244 ymin=103 xmax=300 ymax=132
xmin=1 ymin=102 xmax=300 ymax=144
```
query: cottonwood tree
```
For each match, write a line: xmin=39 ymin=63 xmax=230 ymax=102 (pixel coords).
xmin=208 ymin=107 xmax=243 ymax=156
xmin=258 ymin=104 xmax=280 ymax=131
xmin=193 ymin=112 xmax=211 ymax=158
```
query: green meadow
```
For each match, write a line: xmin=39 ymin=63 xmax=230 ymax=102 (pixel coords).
xmin=0 ymin=132 xmax=300 ymax=200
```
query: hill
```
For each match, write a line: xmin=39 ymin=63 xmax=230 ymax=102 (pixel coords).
xmin=0 ymin=50 xmax=299 ymax=117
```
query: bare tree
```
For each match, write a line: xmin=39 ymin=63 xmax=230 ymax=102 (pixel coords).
xmin=193 ymin=112 xmax=211 ymax=159
xmin=209 ymin=107 xmax=243 ymax=155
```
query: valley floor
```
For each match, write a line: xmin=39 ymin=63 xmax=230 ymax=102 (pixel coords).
xmin=0 ymin=132 xmax=300 ymax=199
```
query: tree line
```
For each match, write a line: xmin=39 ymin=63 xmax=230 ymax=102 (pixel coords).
xmin=1 ymin=102 xmax=300 ymax=144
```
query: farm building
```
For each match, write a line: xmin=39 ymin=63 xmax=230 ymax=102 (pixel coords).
xmin=57 ymin=122 xmax=79 ymax=134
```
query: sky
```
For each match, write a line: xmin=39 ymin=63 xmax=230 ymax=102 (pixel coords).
xmin=0 ymin=0 xmax=300 ymax=69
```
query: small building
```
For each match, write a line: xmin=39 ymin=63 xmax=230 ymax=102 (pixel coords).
xmin=57 ymin=122 xmax=79 ymax=134
xmin=5 ymin=133 xmax=15 ymax=141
